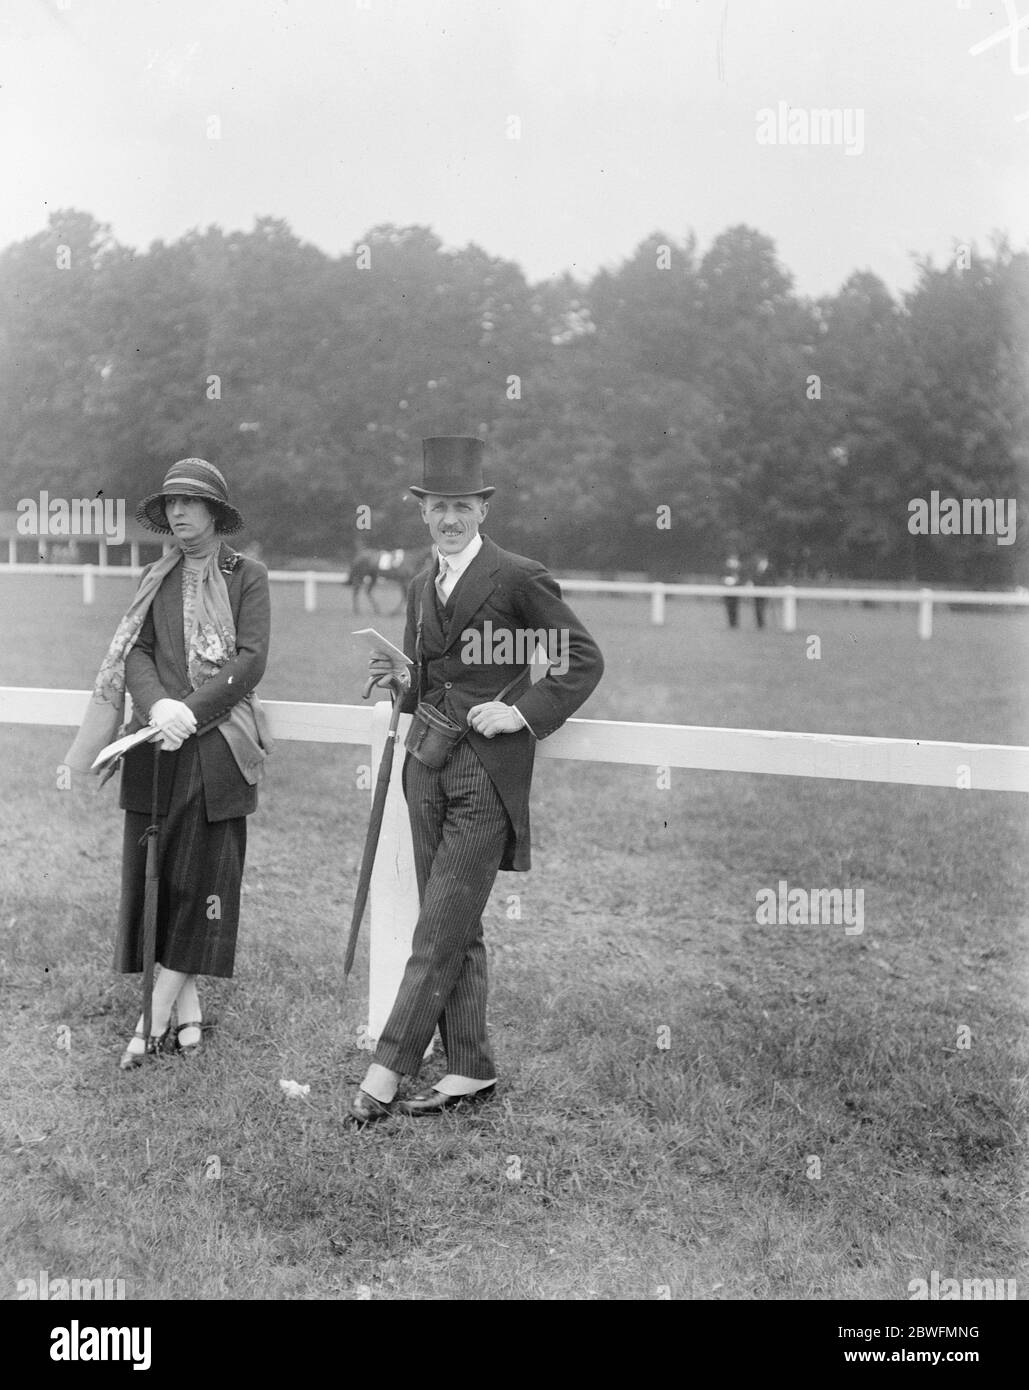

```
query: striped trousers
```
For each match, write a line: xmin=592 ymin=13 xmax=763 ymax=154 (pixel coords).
xmin=371 ymin=739 xmax=511 ymax=1080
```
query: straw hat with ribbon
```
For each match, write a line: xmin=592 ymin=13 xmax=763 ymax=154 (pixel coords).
xmin=136 ymin=457 xmax=244 ymax=535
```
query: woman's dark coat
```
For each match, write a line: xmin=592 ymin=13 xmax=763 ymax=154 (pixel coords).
xmin=119 ymin=544 xmax=270 ymax=822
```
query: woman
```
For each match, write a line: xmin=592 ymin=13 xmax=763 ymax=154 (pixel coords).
xmin=65 ymin=458 xmax=271 ymax=1068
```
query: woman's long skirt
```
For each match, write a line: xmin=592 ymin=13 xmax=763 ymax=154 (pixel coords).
xmin=114 ymin=737 xmax=246 ymax=978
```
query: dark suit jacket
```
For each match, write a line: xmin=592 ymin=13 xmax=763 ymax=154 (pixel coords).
xmin=119 ymin=543 xmax=271 ymax=822
xmin=400 ymin=534 xmax=604 ymax=870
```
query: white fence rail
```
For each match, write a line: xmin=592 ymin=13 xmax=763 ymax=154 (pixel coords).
xmin=3 ymin=686 xmax=1028 ymax=1035
xmin=2 ymin=561 xmax=1027 ymax=636
xmin=557 ymin=580 xmax=1029 ymax=637
xmin=0 ymin=561 xmax=351 ymax=615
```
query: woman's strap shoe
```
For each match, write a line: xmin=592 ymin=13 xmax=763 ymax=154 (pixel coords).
xmin=172 ymin=1020 xmax=208 ymax=1056
xmin=118 ymin=1030 xmax=169 ymax=1071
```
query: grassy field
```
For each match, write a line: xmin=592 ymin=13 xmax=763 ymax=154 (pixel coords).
xmin=0 ymin=573 xmax=1026 ymax=1300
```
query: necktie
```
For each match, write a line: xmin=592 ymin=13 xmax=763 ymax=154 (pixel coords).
xmin=435 ymin=558 xmax=450 ymax=606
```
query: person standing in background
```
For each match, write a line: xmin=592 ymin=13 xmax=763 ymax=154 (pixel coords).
xmin=750 ymin=552 xmax=775 ymax=630
xmin=722 ymin=551 xmax=742 ymax=628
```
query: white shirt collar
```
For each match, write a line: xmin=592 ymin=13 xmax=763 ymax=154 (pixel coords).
xmin=438 ymin=530 xmax=483 ymax=578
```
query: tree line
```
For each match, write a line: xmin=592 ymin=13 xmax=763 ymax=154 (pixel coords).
xmin=1 ymin=210 xmax=1025 ymax=582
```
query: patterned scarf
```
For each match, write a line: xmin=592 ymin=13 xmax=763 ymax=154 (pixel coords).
xmin=64 ymin=546 xmax=270 ymax=783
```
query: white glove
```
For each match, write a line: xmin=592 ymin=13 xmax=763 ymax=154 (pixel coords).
xmin=467 ymin=702 xmax=525 ymax=738
xmin=149 ymin=699 xmax=197 ymax=751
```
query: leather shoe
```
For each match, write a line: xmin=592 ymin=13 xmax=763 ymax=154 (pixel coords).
xmin=349 ymin=1089 xmax=394 ymax=1124
xmin=397 ymin=1084 xmax=496 ymax=1117
xmin=171 ymin=1020 xmax=206 ymax=1057
xmin=117 ymin=1030 xmax=169 ymax=1071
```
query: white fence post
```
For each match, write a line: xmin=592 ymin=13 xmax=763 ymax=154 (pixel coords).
xmin=650 ymin=583 xmax=666 ymax=626
xmin=918 ymin=588 xmax=934 ymax=640
xmin=82 ymin=567 xmax=95 ymax=605
xmin=782 ymin=586 xmax=797 ymax=632
xmin=304 ymin=573 xmax=317 ymax=613
xmin=367 ymin=699 xmax=420 ymax=1044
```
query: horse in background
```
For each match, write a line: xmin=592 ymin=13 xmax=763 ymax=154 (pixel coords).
xmin=348 ymin=546 xmax=431 ymax=614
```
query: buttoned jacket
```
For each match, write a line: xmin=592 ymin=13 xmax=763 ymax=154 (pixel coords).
xmin=400 ymin=534 xmax=604 ymax=870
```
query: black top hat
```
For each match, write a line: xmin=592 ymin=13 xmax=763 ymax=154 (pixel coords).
xmin=136 ymin=457 xmax=245 ymax=534
xmin=409 ymin=437 xmax=495 ymax=499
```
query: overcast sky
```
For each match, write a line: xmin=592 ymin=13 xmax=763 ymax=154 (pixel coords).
xmin=1 ymin=0 xmax=1025 ymax=297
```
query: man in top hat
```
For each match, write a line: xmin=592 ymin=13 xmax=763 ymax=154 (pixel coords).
xmin=351 ymin=436 xmax=604 ymax=1121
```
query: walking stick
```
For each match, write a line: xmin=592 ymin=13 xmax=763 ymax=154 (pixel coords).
xmin=343 ymin=677 xmax=404 ymax=981
xmin=140 ymin=741 xmax=162 ymax=1044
